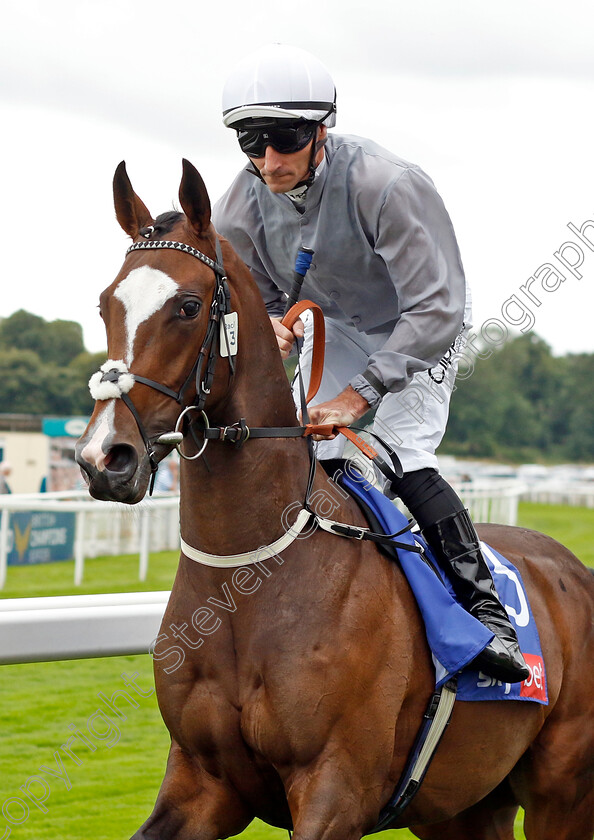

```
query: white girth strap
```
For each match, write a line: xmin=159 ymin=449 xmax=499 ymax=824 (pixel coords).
xmin=180 ymin=508 xmax=314 ymax=568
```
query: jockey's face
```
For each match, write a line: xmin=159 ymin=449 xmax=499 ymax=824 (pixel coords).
xmin=249 ymin=125 xmax=327 ymax=194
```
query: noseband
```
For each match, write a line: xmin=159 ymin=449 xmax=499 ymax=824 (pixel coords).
xmin=89 ymin=238 xmax=234 ymax=492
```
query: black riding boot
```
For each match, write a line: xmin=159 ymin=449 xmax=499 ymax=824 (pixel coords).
xmin=422 ymin=509 xmax=529 ymax=683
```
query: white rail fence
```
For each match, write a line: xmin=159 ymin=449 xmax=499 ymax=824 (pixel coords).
xmin=0 ymin=492 xmax=180 ymax=590
xmin=520 ymin=481 xmax=594 ymax=508
xmin=457 ymin=480 xmax=527 ymax=527
xmin=0 ymin=482 xmax=527 ymax=591
xmin=0 ymin=591 xmax=169 ymax=665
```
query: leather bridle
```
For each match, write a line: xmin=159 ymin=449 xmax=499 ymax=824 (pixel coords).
xmin=90 ymin=237 xmax=234 ymax=491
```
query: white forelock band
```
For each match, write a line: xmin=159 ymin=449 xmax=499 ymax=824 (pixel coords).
xmin=89 ymin=360 xmax=136 ymax=401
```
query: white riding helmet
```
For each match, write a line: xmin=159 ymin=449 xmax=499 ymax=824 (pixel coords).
xmin=222 ymin=44 xmax=337 ymax=128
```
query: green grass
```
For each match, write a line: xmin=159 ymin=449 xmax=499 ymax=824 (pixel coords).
xmin=0 ymin=550 xmax=181 ymax=599
xmin=517 ymin=501 xmax=594 ymax=567
xmin=1 ymin=502 xmax=591 ymax=838
xmin=0 ymin=655 xmax=168 ymax=840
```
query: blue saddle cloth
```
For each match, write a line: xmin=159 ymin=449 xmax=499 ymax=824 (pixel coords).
xmin=339 ymin=469 xmax=548 ymax=705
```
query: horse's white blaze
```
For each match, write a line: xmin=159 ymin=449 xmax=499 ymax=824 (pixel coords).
xmin=81 ymin=402 xmax=115 ymax=472
xmin=115 ymin=267 xmax=179 ymax=364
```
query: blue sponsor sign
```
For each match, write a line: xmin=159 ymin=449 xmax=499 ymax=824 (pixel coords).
xmin=7 ymin=511 xmax=76 ymax=566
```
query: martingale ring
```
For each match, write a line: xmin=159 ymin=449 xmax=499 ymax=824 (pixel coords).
xmin=174 ymin=407 xmax=210 ymax=461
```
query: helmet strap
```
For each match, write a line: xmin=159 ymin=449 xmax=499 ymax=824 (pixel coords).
xmin=308 ymin=127 xmax=327 ymax=179
xmin=248 ymin=160 xmax=266 ymax=183
xmin=293 ymin=125 xmax=327 ymax=191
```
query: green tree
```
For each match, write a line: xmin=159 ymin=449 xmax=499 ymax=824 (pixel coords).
xmin=44 ymin=319 xmax=85 ymax=366
xmin=0 ymin=311 xmax=105 ymax=415
xmin=495 ymin=334 xmax=562 ymax=451
xmin=444 ymin=332 xmax=565 ymax=461
xmin=0 ymin=310 xmax=85 ymax=366
xmin=445 ymin=358 xmax=505 ymax=457
xmin=0 ymin=348 xmax=48 ymax=413
xmin=0 ymin=310 xmax=48 ymax=357
xmin=555 ymin=354 xmax=594 ymax=460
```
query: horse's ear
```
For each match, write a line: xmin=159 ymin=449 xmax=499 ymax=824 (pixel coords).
xmin=179 ymin=159 xmax=211 ymax=236
xmin=113 ymin=161 xmax=154 ymax=238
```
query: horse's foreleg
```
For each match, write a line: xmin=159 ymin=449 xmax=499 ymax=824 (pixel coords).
xmin=408 ymin=780 xmax=518 ymax=840
xmin=520 ymin=774 xmax=594 ymax=840
xmin=521 ymin=785 xmax=594 ymax=840
xmin=130 ymin=740 xmax=252 ymax=840
xmin=513 ymin=706 xmax=594 ymax=840
xmin=283 ymin=756 xmax=386 ymax=840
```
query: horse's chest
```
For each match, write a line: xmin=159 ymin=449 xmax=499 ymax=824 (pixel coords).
xmin=238 ymin=676 xmax=332 ymax=767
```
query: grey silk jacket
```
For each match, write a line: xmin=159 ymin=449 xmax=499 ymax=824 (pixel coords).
xmin=213 ymin=133 xmax=467 ymax=403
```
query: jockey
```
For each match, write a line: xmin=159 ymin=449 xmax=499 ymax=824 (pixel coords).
xmin=213 ymin=44 xmax=529 ymax=684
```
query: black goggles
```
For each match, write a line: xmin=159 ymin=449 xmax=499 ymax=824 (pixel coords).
xmin=236 ymin=122 xmax=318 ymax=158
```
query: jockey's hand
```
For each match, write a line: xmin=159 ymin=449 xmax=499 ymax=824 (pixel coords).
xmin=306 ymin=386 xmax=370 ymax=440
xmin=270 ymin=317 xmax=304 ymax=359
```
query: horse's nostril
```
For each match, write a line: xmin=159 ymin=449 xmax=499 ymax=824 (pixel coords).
xmin=103 ymin=444 xmax=138 ymax=475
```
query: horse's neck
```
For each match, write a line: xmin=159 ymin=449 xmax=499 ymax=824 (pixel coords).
xmin=179 ymin=438 xmax=311 ymax=555
xmin=179 ymin=321 xmax=313 ymax=556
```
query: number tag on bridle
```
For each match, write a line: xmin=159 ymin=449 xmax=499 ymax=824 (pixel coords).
xmin=220 ymin=312 xmax=238 ymax=357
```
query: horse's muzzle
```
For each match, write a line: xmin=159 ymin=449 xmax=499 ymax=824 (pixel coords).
xmin=75 ymin=437 xmax=147 ymax=504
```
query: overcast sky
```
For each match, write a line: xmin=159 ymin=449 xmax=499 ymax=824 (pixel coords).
xmin=2 ymin=0 xmax=593 ymax=357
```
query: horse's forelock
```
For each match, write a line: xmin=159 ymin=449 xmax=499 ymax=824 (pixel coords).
xmin=152 ymin=210 xmax=184 ymax=236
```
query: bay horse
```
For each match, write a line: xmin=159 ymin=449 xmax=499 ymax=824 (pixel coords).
xmin=75 ymin=160 xmax=594 ymax=840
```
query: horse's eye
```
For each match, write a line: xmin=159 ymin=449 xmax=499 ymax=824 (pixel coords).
xmin=179 ymin=300 xmax=201 ymax=319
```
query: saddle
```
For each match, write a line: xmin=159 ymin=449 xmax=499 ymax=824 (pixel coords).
xmin=322 ymin=458 xmax=548 ymax=702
